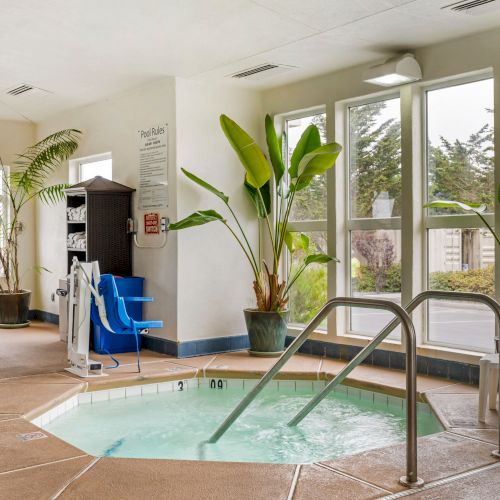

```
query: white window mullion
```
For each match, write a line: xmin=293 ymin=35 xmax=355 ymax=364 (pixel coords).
xmin=400 ymin=84 xmax=424 ymax=345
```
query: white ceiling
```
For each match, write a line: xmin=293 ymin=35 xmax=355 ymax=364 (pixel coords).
xmin=1 ymin=0 xmax=500 ymax=121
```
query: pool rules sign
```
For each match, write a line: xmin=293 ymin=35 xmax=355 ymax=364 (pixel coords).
xmin=138 ymin=123 xmax=168 ymax=210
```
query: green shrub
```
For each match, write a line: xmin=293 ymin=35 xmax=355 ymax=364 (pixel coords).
xmin=289 ymin=266 xmax=327 ymax=326
xmin=354 ymin=263 xmax=401 ymax=293
xmin=429 ymin=265 xmax=494 ymax=296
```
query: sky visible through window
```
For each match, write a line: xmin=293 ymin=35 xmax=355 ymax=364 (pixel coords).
xmin=427 ymin=78 xmax=493 ymax=144
xmin=80 ymin=158 xmax=112 ymax=182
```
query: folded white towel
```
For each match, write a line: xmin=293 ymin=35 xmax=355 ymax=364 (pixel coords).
xmin=67 ymin=205 xmax=86 ymax=222
xmin=67 ymin=231 xmax=86 ymax=249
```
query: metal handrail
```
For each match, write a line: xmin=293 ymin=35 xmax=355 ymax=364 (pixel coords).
xmin=288 ymin=290 xmax=500 ymax=463
xmin=207 ymin=296 xmax=423 ymax=487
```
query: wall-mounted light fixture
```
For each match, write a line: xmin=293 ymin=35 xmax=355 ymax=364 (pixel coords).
xmin=363 ymin=53 xmax=422 ymax=87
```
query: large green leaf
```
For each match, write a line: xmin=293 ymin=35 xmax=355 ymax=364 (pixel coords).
xmin=289 ymin=125 xmax=321 ymax=179
xmin=12 ymin=129 xmax=81 ymax=194
xmin=244 ymin=177 xmax=271 ymax=218
xmin=220 ymin=114 xmax=271 ymax=188
xmin=293 ymin=142 xmax=341 ymax=191
xmin=304 ymin=253 xmax=338 ymax=266
xmin=284 ymin=232 xmax=311 ymax=254
xmin=168 ymin=210 xmax=224 ymax=231
xmin=284 ymin=230 xmax=294 ymax=253
xmin=265 ymin=114 xmax=285 ymax=182
xmin=181 ymin=168 xmax=229 ymax=203
xmin=37 ymin=183 xmax=69 ymax=205
xmin=424 ymin=200 xmax=486 ymax=213
xmin=299 ymin=233 xmax=310 ymax=251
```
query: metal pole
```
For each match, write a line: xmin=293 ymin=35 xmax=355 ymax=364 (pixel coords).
xmin=289 ymin=291 xmax=494 ymax=426
xmin=289 ymin=291 xmax=500 ymax=472
xmin=207 ymin=296 xmax=421 ymax=497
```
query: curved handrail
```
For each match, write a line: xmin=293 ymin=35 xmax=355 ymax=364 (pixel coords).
xmin=206 ymin=296 xmax=423 ymax=487
xmin=288 ymin=290 xmax=500 ymax=463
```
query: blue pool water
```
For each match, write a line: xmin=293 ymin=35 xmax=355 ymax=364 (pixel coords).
xmin=44 ymin=382 xmax=442 ymax=464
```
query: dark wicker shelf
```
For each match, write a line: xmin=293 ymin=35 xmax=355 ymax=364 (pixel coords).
xmin=65 ymin=176 xmax=134 ymax=275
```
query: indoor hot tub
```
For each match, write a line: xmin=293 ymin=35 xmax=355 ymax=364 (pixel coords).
xmin=35 ymin=377 xmax=442 ymax=464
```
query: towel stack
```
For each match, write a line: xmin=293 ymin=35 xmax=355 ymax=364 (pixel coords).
xmin=67 ymin=204 xmax=86 ymax=222
xmin=67 ymin=232 xmax=86 ymax=250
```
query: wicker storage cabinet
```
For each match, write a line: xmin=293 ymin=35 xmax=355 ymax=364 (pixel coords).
xmin=65 ymin=176 xmax=135 ymax=275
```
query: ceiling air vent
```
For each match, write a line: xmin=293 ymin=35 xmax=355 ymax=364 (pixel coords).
xmin=228 ymin=63 xmax=297 ymax=81
xmin=442 ymin=0 xmax=500 ymax=15
xmin=6 ymin=84 xmax=34 ymax=96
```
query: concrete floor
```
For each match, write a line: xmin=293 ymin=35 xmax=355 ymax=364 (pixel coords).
xmin=0 ymin=322 xmax=498 ymax=499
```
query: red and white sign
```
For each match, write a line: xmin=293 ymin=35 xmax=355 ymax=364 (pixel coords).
xmin=144 ymin=212 xmax=160 ymax=234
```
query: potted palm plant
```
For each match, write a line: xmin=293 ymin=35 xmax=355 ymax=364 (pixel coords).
xmin=169 ymin=115 xmax=341 ymax=354
xmin=0 ymin=130 xmax=81 ymax=327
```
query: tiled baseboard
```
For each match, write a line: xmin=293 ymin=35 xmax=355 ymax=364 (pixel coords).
xmin=32 ymin=311 xmax=479 ymax=385
xmin=29 ymin=309 xmax=59 ymax=325
xmin=141 ymin=333 xmax=250 ymax=357
xmin=284 ymin=336 xmax=480 ymax=385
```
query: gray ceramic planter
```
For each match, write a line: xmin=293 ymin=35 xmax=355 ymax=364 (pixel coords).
xmin=244 ymin=309 xmax=290 ymax=356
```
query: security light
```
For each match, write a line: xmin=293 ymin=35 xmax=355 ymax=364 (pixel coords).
xmin=363 ymin=54 xmax=422 ymax=87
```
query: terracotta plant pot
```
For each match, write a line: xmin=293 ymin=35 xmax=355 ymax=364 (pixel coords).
xmin=0 ymin=290 xmax=31 ymax=328
xmin=244 ymin=309 xmax=290 ymax=356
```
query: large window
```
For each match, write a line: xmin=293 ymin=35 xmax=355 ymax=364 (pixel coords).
xmin=285 ymin=112 xmax=328 ymax=328
xmin=348 ymin=97 xmax=401 ymax=337
xmin=281 ymin=72 xmax=496 ymax=355
xmin=425 ymin=77 xmax=495 ymax=352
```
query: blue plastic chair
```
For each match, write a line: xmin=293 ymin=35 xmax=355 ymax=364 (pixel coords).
xmin=91 ymin=274 xmax=163 ymax=372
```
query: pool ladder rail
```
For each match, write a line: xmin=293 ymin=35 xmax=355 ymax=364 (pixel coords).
xmin=207 ymin=291 xmax=500 ymax=489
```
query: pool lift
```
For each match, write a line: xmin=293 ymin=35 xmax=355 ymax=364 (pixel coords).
xmin=65 ymin=256 xmax=163 ymax=378
xmin=66 ymin=258 xmax=107 ymax=377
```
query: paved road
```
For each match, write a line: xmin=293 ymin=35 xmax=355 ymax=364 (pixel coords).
xmin=352 ymin=303 xmax=495 ymax=352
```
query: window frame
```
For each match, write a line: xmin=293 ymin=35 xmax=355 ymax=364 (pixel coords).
xmin=344 ymin=92 xmax=403 ymax=339
xmin=423 ymin=72 xmax=495 ymax=352
xmin=278 ymin=106 xmax=329 ymax=332
xmin=275 ymin=69 xmax=496 ymax=358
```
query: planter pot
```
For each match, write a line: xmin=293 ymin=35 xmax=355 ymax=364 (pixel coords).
xmin=244 ymin=309 xmax=290 ymax=357
xmin=0 ymin=290 xmax=31 ymax=328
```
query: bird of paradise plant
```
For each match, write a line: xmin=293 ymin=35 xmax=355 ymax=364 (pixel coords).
xmin=169 ymin=114 xmax=341 ymax=312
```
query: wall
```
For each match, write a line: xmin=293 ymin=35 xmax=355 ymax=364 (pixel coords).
xmin=35 ymin=79 xmax=178 ymax=340
xmin=35 ymin=77 xmax=266 ymax=344
xmin=0 ymin=120 xmax=36 ymax=294
xmin=175 ymin=78 xmax=264 ymax=341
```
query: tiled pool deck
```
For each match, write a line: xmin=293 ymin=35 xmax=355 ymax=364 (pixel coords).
xmin=0 ymin=323 xmax=498 ymax=499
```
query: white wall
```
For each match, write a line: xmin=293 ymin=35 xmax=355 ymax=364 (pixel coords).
xmin=35 ymin=79 xmax=178 ymax=340
xmin=0 ymin=120 xmax=36 ymax=295
xmin=175 ymin=78 xmax=264 ymax=341
xmin=34 ymin=76 xmax=266 ymax=343
xmin=30 ymin=26 xmax=500 ymax=347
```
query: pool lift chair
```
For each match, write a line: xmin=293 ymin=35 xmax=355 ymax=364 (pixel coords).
xmin=65 ymin=257 xmax=163 ymax=378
